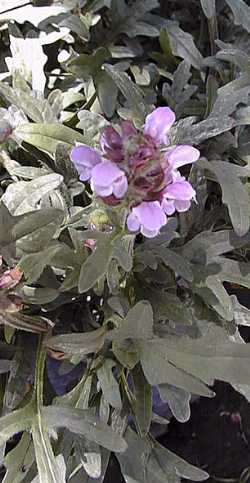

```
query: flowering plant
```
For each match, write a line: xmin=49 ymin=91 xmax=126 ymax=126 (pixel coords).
xmin=1 ymin=1 xmax=250 ymax=482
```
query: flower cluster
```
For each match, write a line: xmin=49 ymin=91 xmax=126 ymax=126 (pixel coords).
xmin=71 ymin=107 xmax=200 ymax=238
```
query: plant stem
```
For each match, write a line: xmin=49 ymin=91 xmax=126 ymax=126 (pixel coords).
xmin=35 ymin=335 xmax=46 ymax=409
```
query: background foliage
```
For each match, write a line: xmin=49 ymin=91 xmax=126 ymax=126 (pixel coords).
xmin=1 ymin=0 xmax=250 ymax=481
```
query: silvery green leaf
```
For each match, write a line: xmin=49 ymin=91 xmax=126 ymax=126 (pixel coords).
xmin=107 ymin=301 xmax=153 ymax=341
xmin=210 ymin=73 xmax=250 ymax=117
xmin=78 ymin=237 xmax=113 ymax=293
xmin=0 ymin=202 xmax=63 ymax=249
xmin=32 ymin=424 xmax=66 ymax=483
xmin=163 ymin=23 xmax=203 ymax=70
xmin=97 ymin=359 xmax=122 ymax=410
xmin=0 ymin=4 xmax=67 ymax=26
xmin=47 ymin=326 xmax=107 ymax=357
xmin=158 ymin=385 xmax=191 ymax=423
xmin=2 ymin=174 xmax=63 ymax=216
xmin=225 ymin=0 xmax=250 ymax=34
xmin=5 ymin=35 xmax=47 ymax=93
xmin=131 ymin=364 xmax=152 ymax=436
xmin=199 ymin=159 xmax=250 ymax=236
xmin=42 ymin=406 xmax=127 ymax=452
xmin=140 ymin=340 xmax=214 ymax=396
xmin=200 ymin=0 xmax=216 ymax=18
xmin=0 ymin=404 xmax=35 ymax=445
xmin=231 ymin=295 xmax=250 ymax=326
xmin=15 ymin=123 xmax=86 ymax=155
xmin=216 ymin=40 xmax=250 ymax=71
xmin=104 ymin=65 xmax=147 ymax=123
xmin=2 ymin=433 xmax=34 ymax=483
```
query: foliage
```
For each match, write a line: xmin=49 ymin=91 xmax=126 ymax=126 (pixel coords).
xmin=0 ymin=0 xmax=250 ymax=481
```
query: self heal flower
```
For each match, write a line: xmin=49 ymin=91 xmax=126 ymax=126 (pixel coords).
xmin=162 ymin=177 xmax=196 ymax=215
xmin=91 ymin=161 xmax=128 ymax=198
xmin=70 ymin=145 xmax=103 ymax=181
xmin=127 ymin=201 xmax=167 ymax=238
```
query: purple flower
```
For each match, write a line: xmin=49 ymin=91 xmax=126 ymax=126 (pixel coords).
xmin=70 ymin=106 xmax=200 ymax=238
xmin=162 ymin=176 xmax=196 ymax=215
xmin=165 ymin=145 xmax=200 ymax=172
xmin=127 ymin=201 xmax=167 ymax=238
xmin=70 ymin=144 xmax=103 ymax=181
xmin=144 ymin=107 xmax=176 ymax=145
xmin=91 ymin=161 xmax=128 ymax=198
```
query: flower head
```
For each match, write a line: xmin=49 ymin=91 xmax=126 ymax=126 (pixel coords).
xmin=70 ymin=106 xmax=200 ymax=238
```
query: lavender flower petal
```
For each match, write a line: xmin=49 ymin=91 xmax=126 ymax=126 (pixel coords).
xmin=144 ymin=107 xmax=176 ymax=145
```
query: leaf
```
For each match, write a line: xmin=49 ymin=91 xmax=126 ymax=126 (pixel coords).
xmin=3 ymin=433 xmax=35 ymax=483
xmin=118 ymin=428 xmax=208 ymax=483
xmin=156 ymin=247 xmax=193 ymax=282
xmin=0 ymin=404 xmax=35 ymax=445
xmin=104 ymin=65 xmax=147 ymax=123
xmin=0 ymin=202 xmax=63 ymax=249
xmin=0 ymin=3 xmax=67 ymax=26
xmin=158 ymin=384 xmax=191 ymax=423
xmin=200 ymin=159 xmax=250 ymax=236
xmin=164 ymin=327 xmax=250 ymax=386
xmin=32 ymin=423 xmax=66 ymax=483
xmin=225 ymin=0 xmax=250 ymax=34
xmin=78 ymin=237 xmax=113 ymax=293
xmin=152 ymin=442 xmax=209 ymax=481
xmin=210 ymin=73 xmax=250 ymax=117
xmin=164 ymin=24 xmax=203 ymax=70
xmin=15 ymin=123 xmax=86 ymax=155
xmin=95 ymin=71 xmax=118 ymax=118
xmin=200 ymin=0 xmax=216 ymax=18
xmin=47 ymin=326 xmax=108 ymax=357
xmin=97 ymin=359 xmax=122 ymax=410
xmin=231 ymin=295 xmax=250 ymax=326
xmin=131 ymin=364 xmax=152 ymax=436
xmin=19 ymin=244 xmax=63 ymax=283
xmin=2 ymin=174 xmax=63 ymax=216
xmin=111 ymin=0 xmax=159 ymax=38
xmin=181 ymin=229 xmax=250 ymax=261
xmin=42 ymin=406 xmax=127 ymax=453
xmin=107 ymin=301 xmax=153 ymax=341
xmin=140 ymin=341 xmax=214 ymax=397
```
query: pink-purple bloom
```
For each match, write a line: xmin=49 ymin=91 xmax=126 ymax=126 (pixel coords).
xmin=70 ymin=107 xmax=200 ymax=238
